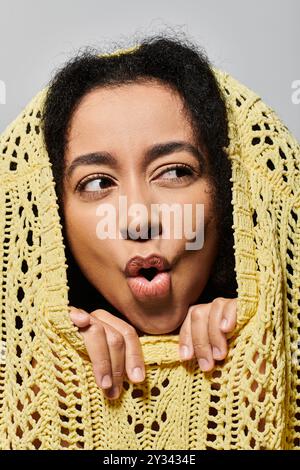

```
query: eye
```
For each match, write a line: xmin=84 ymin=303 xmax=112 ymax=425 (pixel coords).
xmin=156 ymin=164 xmax=196 ymax=182
xmin=76 ymin=174 xmax=116 ymax=199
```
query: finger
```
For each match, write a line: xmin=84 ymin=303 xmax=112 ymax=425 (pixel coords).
xmin=69 ymin=306 xmax=91 ymax=328
xmin=178 ymin=306 xmax=194 ymax=361
xmin=78 ymin=316 xmax=113 ymax=391
xmin=122 ymin=326 xmax=145 ymax=384
xmin=101 ymin=323 xmax=125 ymax=400
xmin=191 ymin=304 xmax=215 ymax=372
xmin=220 ymin=298 xmax=237 ymax=333
xmin=208 ymin=299 xmax=229 ymax=361
xmin=91 ymin=309 xmax=145 ymax=384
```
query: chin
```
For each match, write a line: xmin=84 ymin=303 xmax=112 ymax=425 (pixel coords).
xmin=137 ymin=317 xmax=182 ymax=335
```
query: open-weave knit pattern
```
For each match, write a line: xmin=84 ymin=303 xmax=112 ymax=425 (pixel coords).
xmin=0 ymin=65 xmax=299 ymax=450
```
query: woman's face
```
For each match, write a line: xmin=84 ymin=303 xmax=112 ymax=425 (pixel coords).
xmin=63 ymin=80 xmax=219 ymax=334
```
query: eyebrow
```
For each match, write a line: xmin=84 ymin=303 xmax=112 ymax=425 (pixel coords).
xmin=65 ymin=141 xmax=205 ymax=179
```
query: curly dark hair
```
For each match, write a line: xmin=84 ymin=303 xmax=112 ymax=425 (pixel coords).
xmin=41 ymin=33 xmax=237 ymax=316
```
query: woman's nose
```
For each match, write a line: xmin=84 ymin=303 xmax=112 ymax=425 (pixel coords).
xmin=119 ymin=186 xmax=162 ymax=241
xmin=121 ymin=222 xmax=161 ymax=242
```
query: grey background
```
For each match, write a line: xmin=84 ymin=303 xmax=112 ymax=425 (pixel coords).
xmin=0 ymin=0 xmax=299 ymax=141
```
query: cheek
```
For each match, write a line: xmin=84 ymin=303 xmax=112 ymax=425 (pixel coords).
xmin=64 ymin=201 xmax=97 ymax=248
xmin=170 ymin=217 xmax=219 ymax=307
xmin=63 ymin=199 xmax=117 ymax=274
xmin=63 ymin=198 xmax=130 ymax=274
xmin=64 ymin=203 xmax=123 ymax=293
xmin=180 ymin=215 xmax=218 ymax=278
xmin=175 ymin=182 xmax=215 ymax=242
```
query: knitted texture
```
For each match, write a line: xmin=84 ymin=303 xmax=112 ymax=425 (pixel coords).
xmin=0 ymin=66 xmax=299 ymax=450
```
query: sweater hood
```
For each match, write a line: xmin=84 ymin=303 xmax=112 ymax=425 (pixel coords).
xmin=0 ymin=57 xmax=299 ymax=449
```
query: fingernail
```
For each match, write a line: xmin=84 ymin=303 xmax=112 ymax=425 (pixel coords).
xmin=198 ymin=358 xmax=210 ymax=371
xmin=106 ymin=386 xmax=120 ymax=399
xmin=212 ymin=347 xmax=221 ymax=359
xmin=221 ymin=319 xmax=228 ymax=329
xmin=132 ymin=367 xmax=144 ymax=381
xmin=101 ymin=375 xmax=112 ymax=389
xmin=180 ymin=345 xmax=190 ymax=360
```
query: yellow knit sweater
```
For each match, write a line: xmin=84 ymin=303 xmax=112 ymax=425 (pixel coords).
xmin=0 ymin=61 xmax=299 ymax=450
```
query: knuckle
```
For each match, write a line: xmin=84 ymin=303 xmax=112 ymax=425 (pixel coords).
xmin=93 ymin=358 xmax=111 ymax=373
xmin=190 ymin=307 xmax=205 ymax=321
xmin=90 ymin=310 xmax=99 ymax=319
xmin=90 ymin=309 xmax=107 ymax=320
xmin=107 ymin=332 xmax=124 ymax=348
xmin=193 ymin=342 xmax=211 ymax=357
xmin=211 ymin=297 xmax=225 ymax=308
xmin=208 ymin=334 xmax=219 ymax=347
xmin=112 ymin=367 xmax=125 ymax=378
xmin=209 ymin=326 xmax=226 ymax=345
xmin=208 ymin=321 xmax=220 ymax=337
xmin=127 ymin=351 xmax=142 ymax=359
xmin=190 ymin=308 xmax=198 ymax=321
xmin=122 ymin=326 xmax=137 ymax=339
xmin=89 ymin=320 xmax=105 ymax=335
xmin=188 ymin=304 xmax=197 ymax=315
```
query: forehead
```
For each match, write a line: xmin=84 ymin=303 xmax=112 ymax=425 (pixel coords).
xmin=66 ymin=81 xmax=195 ymax=152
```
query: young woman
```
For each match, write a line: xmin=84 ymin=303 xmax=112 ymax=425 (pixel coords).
xmin=42 ymin=37 xmax=238 ymax=401
xmin=0 ymin=34 xmax=299 ymax=450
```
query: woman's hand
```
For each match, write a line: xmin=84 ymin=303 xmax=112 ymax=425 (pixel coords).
xmin=179 ymin=297 xmax=237 ymax=371
xmin=69 ymin=307 xmax=145 ymax=400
